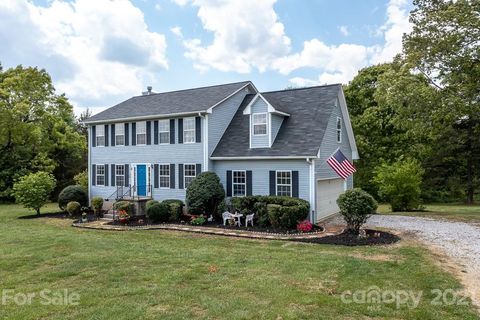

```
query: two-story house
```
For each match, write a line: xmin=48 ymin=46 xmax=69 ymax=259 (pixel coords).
xmin=83 ymin=81 xmax=358 ymax=222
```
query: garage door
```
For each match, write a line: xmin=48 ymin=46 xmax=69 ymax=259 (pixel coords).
xmin=316 ymin=178 xmax=345 ymax=222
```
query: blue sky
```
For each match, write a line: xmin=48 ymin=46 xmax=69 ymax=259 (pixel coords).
xmin=0 ymin=0 xmax=412 ymax=115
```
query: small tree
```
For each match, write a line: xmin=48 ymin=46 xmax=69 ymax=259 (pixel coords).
xmin=12 ymin=171 xmax=56 ymax=215
xmin=185 ymin=172 xmax=225 ymax=216
xmin=73 ymin=169 xmax=88 ymax=192
xmin=337 ymin=188 xmax=378 ymax=235
xmin=374 ymin=159 xmax=424 ymax=211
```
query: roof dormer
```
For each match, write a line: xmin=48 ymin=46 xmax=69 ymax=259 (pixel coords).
xmin=243 ymin=93 xmax=290 ymax=148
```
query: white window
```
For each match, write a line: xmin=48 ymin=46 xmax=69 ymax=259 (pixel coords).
xmin=184 ymin=164 xmax=196 ymax=188
xmin=96 ymin=125 xmax=105 ymax=146
xmin=232 ymin=170 xmax=246 ymax=197
xmin=96 ymin=165 xmax=105 ymax=186
xmin=183 ymin=117 xmax=195 ymax=143
xmin=252 ymin=113 xmax=267 ymax=135
xmin=116 ymin=165 xmax=125 ymax=186
xmin=276 ymin=171 xmax=292 ymax=197
xmin=159 ymin=164 xmax=170 ymax=188
xmin=136 ymin=121 xmax=146 ymax=145
xmin=336 ymin=117 xmax=342 ymax=143
xmin=115 ymin=123 xmax=124 ymax=146
xmin=159 ymin=120 xmax=170 ymax=144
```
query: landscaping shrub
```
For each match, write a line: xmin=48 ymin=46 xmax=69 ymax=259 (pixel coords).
xmin=374 ymin=159 xmax=424 ymax=211
xmin=146 ymin=200 xmax=160 ymax=211
xmin=91 ymin=197 xmax=104 ymax=214
xmin=113 ymin=201 xmax=133 ymax=215
xmin=12 ymin=171 xmax=56 ymax=215
xmin=297 ymin=220 xmax=313 ymax=232
xmin=267 ymin=204 xmax=282 ymax=227
xmin=337 ymin=188 xmax=378 ymax=235
xmin=190 ymin=216 xmax=206 ymax=225
xmin=162 ymin=199 xmax=185 ymax=222
xmin=73 ymin=169 xmax=88 ymax=192
xmin=186 ymin=172 xmax=225 ymax=217
xmin=58 ymin=185 xmax=88 ymax=210
xmin=253 ymin=202 xmax=269 ymax=227
xmin=66 ymin=201 xmax=81 ymax=216
xmin=146 ymin=202 xmax=170 ymax=223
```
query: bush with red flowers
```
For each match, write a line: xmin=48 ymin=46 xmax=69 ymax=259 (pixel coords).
xmin=297 ymin=220 xmax=313 ymax=232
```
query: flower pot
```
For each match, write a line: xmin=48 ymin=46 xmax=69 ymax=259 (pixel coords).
xmin=119 ymin=218 xmax=129 ymax=225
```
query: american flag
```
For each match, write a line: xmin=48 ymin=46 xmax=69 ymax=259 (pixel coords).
xmin=326 ymin=149 xmax=356 ymax=179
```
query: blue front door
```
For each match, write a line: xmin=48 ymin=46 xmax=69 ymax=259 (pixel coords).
xmin=136 ymin=165 xmax=147 ymax=196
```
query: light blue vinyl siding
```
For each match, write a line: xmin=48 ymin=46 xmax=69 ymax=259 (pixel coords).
xmin=314 ymin=98 xmax=353 ymax=189
xmin=271 ymin=114 xmax=284 ymax=143
xmin=250 ymin=98 xmax=269 ymax=148
xmin=212 ymin=159 xmax=310 ymax=204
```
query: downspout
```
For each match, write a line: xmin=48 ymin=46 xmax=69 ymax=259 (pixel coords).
xmin=87 ymin=125 xmax=91 ymax=205
xmin=199 ymin=112 xmax=208 ymax=172
xmin=306 ymin=157 xmax=316 ymax=223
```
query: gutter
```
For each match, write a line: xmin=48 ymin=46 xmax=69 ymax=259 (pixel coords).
xmin=83 ymin=110 xmax=208 ymax=125
xmin=210 ymin=156 xmax=317 ymax=160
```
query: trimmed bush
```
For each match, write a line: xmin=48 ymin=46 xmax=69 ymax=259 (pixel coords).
xmin=146 ymin=200 xmax=160 ymax=211
xmin=147 ymin=202 xmax=170 ymax=223
xmin=253 ymin=202 xmax=269 ymax=227
xmin=162 ymin=199 xmax=185 ymax=222
xmin=267 ymin=204 xmax=282 ymax=228
xmin=337 ymin=188 xmax=378 ymax=235
xmin=113 ymin=201 xmax=133 ymax=215
xmin=58 ymin=185 xmax=88 ymax=210
xmin=191 ymin=216 xmax=206 ymax=225
xmin=12 ymin=171 xmax=56 ymax=215
xmin=186 ymin=172 xmax=225 ymax=217
xmin=66 ymin=201 xmax=81 ymax=216
xmin=91 ymin=197 xmax=104 ymax=213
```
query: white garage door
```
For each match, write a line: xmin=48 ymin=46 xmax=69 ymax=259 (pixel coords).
xmin=316 ymin=178 xmax=345 ymax=222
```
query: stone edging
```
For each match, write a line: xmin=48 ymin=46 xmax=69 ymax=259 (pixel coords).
xmin=72 ymin=220 xmax=339 ymax=240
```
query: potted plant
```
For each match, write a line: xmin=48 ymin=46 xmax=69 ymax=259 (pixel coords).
xmin=81 ymin=212 xmax=88 ymax=223
xmin=118 ymin=210 xmax=130 ymax=225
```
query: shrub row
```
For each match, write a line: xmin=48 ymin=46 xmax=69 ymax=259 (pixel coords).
xmin=146 ymin=199 xmax=184 ymax=223
xmin=231 ymin=196 xmax=310 ymax=229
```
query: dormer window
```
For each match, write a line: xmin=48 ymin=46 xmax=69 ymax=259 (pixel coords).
xmin=252 ymin=113 xmax=267 ymax=135
xmin=96 ymin=125 xmax=105 ymax=146
xmin=336 ymin=117 xmax=342 ymax=143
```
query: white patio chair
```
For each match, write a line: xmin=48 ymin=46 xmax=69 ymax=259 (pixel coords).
xmin=222 ymin=211 xmax=233 ymax=225
xmin=245 ymin=213 xmax=254 ymax=227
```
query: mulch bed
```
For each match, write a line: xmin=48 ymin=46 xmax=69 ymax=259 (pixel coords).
xmin=294 ymin=229 xmax=400 ymax=246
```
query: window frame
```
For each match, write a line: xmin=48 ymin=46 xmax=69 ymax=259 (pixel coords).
xmin=158 ymin=119 xmax=170 ymax=144
xmin=159 ymin=163 xmax=170 ymax=189
xmin=96 ymin=164 xmax=105 ymax=186
xmin=115 ymin=123 xmax=124 ymax=146
xmin=184 ymin=163 xmax=196 ymax=188
xmin=232 ymin=170 xmax=247 ymax=197
xmin=115 ymin=164 xmax=125 ymax=187
xmin=183 ymin=117 xmax=196 ymax=144
xmin=136 ymin=121 xmax=147 ymax=145
xmin=96 ymin=125 xmax=105 ymax=147
xmin=336 ymin=117 xmax=342 ymax=143
xmin=275 ymin=170 xmax=292 ymax=197
xmin=252 ymin=112 xmax=268 ymax=136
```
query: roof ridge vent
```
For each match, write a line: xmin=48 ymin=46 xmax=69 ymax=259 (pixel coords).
xmin=142 ymin=86 xmax=153 ymax=95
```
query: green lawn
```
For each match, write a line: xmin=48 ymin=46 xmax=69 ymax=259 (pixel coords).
xmin=0 ymin=203 xmax=478 ymax=319
xmin=377 ymin=203 xmax=480 ymax=223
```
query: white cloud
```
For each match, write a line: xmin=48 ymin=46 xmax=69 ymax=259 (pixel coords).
xmin=155 ymin=3 xmax=161 ymax=11
xmin=170 ymin=26 xmax=183 ymax=38
xmin=182 ymin=0 xmax=291 ymax=73
xmin=339 ymin=25 xmax=350 ymax=36
xmin=171 ymin=0 xmax=190 ymax=6
xmin=0 ymin=0 xmax=168 ymax=113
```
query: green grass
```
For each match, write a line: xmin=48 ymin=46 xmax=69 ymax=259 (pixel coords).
xmin=377 ymin=203 xmax=480 ymax=223
xmin=0 ymin=203 xmax=478 ymax=319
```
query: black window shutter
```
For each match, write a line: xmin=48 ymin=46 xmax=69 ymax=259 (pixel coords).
xmin=195 ymin=164 xmax=201 ymax=176
xmin=178 ymin=119 xmax=183 ymax=144
xmin=153 ymin=121 xmax=159 ymax=145
xmin=124 ymin=164 xmax=129 ymax=187
xmin=226 ymin=171 xmax=232 ymax=197
xmin=246 ymin=171 xmax=253 ymax=196
xmin=92 ymin=126 xmax=96 ymax=147
xmin=104 ymin=124 xmax=109 ymax=147
xmin=111 ymin=125 xmax=115 ymax=146
xmin=111 ymin=164 xmax=116 ymax=186
xmin=170 ymin=119 xmax=175 ymax=144
xmin=146 ymin=121 xmax=152 ymax=145
xmin=269 ymin=171 xmax=276 ymax=195
xmin=292 ymin=171 xmax=299 ymax=198
xmin=170 ymin=164 xmax=175 ymax=189
xmin=105 ymin=164 xmax=109 ymax=186
xmin=153 ymin=164 xmax=159 ymax=188
xmin=131 ymin=122 xmax=136 ymax=146
xmin=178 ymin=164 xmax=184 ymax=189
xmin=124 ymin=123 xmax=129 ymax=146
xmin=92 ymin=164 xmax=96 ymax=186
xmin=195 ymin=116 xmax=201 ymax=143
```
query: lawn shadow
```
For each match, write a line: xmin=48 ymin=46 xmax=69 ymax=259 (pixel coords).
xmin=18 ymin=211 xmax=69 ymax=220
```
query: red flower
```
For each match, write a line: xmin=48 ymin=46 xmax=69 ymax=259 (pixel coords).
xmin=297 ymin=220 xmax=313 ymax=232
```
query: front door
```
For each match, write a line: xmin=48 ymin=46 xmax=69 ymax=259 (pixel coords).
xmin=136 ymin=164 xmax=147 ymax=196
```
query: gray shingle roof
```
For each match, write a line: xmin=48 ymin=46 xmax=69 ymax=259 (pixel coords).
xmin=211 ymin=84 xmax=341 ymax=158
xmin=85 ymin=81 xmax=251 ymax=123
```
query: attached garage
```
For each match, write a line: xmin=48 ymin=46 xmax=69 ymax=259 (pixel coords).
xmin=315 ymin=178 xmax=345 ymax=222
